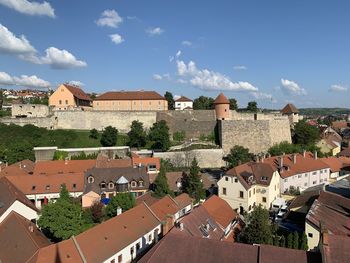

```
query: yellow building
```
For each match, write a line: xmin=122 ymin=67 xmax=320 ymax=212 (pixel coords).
xmin=218 ymin=161 xmax=280 ymax=214
xmin=49 ymin=84 xmax=92 ymax=110
xmin=93 ymin=90 xmax=168 ymax=111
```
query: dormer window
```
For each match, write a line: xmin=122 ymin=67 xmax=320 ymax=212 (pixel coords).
xmin=131 ymin=181 xmax=137 ymax=188
xmin=261 ymin=176 xmax=268 ymax=181
xmin=139 ymin=181 xmax=144 ymax=187
xmin=100 ymin=182 xmax=106 ymax=189
xmin=88 ymin=176 xmax=94 ymax=184
xmin=108 ymin=182 xmax=114 ymax=189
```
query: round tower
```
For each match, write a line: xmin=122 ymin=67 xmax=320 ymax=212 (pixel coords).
xmin=214 ymin=93 xmax=230 ymax=120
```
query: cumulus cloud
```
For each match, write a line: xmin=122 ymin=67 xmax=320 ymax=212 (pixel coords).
xmin=176 ymin=50 xmax=181 ymax=58
xmin=146 ymin=27 xmax=164 ymax=36
xmin=21 ymin=47 xmax=87 ymax=69
xmin=153 ymin=73 xmax=170 ymax=81
xmin=109 ymin=33 xmax=124 ymax=45
xmin=181 ymin=40 xmax=192 ymax=46
xmin=0 ymin=24 xmax=36 ymax=54
xmin=96 ymin=9 xmax=123 ymax=28
xmin=329 ymin=84 xmax=348 ymax=92
xmin=280 ymin=78 xmax=307 ymax=96
xmin=176 ymin=60 xmax=258 ymax=92
xmin=250 ymin=91 xmax=276 ymax=103
xmin=0 ymin=0 xmax=55 ymax=17
xmin=0 ymin=71 xmax=50 ymax=88
xmin=67 ymin=80 xmax=84 ymax=87
xmin=233 ymin=65 xmax=247 ymax=70
xmin=177 ymin=79 xmax=187 ymax=84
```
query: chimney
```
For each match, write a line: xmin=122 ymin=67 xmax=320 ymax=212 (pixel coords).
xmin=303 ymin=150 xmax=306 ymax=158
xmin=28 ymin=225 xmax=34 ymax=233
xmin=261 ymin=154 xmax=265 ymax=163
xmin=279 ymin=156 xmax=284 ymax=172
xmin=314 ymin=151 xmax=318 ymax=160
xmin=180 ymin=222 xmax=184 ymax=231
xmin=293 ymin=154 xmax=297 ymax=164
xmin=117 ymin=207 xmax=122 ymax=216
xmin=64 ymin=157 xmax=69 ymax=165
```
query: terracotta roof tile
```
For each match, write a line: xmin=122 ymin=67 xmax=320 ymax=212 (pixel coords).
xmin=281 ymin=103 xmax=299 ymax=114
xmin=213 ymin=93 xmax=229 ymax=104
xmin=174 ymin=193 xmax=193 ymax=210
xmin=322 ymin=234 xmax=350 ymax=263
xmin=175 ymin=96 xmax=192 ymax=102
xmin=136 ymin=192 xmax=159 ymax=206
xmin=150 ymin=195 xmax=179 ymax=221
xmin=63 ymin=84 xmax=91 ymax=101
xmin=94 ymin=91 xmax=166 ymax=101
xmin=33 ymin=160 xmax=96 ymax=175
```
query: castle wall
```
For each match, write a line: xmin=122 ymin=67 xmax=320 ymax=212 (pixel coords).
xmin=0 ymin=116 xmax=56 ymax=129
xmin=11 ymin=104 xmax=50 ymax=118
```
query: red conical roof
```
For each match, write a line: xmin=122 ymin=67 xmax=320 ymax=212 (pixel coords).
xmin=214 ymin=93 xmax=229 ymax=104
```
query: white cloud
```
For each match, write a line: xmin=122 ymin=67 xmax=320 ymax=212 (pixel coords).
xmin=67 ymin=80 xmax=84 ymax=87
xmin=177 ymin=79 xmax=187 ymax=84
xmin=96 ymin=9 xmax=123 ymax=28
xmin=280 ymin=78 xmax=307 ymax=96
xmin=329 ymin=84 xmax=348 ymax=92
xmin=109 ymin=34 xmax=124 ymax=45
xmin=0 ymin=0 xmax=55 ymax=17
xmin=153 ymin=74 xmax=162 ymax=80
xmin=21 ymin=47 xmax=87 ymax=69
xmin=0 ymin=71 xmax=50 ymax=88
xmin=181 ymin=40 xmax=192 ymax=46
xmin=146 ymin=27 xmax=164 ymax=36
xmin=176 ymin=50 xmax=181 ymax=58
xmin=233 ymin=65 xmax=247 ymax=70
xmin=250 ymin=91 xmax=276 ymax=103
xmin=176 ymin=60 xmax=258 ymax=92
xmin=0 ymin=24 xmax=36 ymax=54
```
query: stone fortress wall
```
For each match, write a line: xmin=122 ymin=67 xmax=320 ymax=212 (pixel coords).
xmin=1 ymin=105 xmax=292 ymax=155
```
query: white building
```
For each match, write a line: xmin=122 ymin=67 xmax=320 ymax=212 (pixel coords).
xmin=175 ymin=96 xmax=193 ymax=110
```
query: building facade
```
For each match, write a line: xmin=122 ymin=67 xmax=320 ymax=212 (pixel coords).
xmin=49 ymin=84 xmax=92 ymax=110
xmin=174 ymin=96 xmax=193 ymax=110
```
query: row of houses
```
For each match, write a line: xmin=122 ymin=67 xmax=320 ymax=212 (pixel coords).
xmin=218 ymin=151 xmax=350 ymax=214
xmin=48 ymin=84 xmax=194 ymax=111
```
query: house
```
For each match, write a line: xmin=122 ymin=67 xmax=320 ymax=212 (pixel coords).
xmin=93 ymin=90 xmax=168 ymax=111
xmin=174 ymin=96 xmax=193 ymax=110
xmin=0 ymin=212 xmax=50 ymax=263
xmin=34 ymin=202 xmax=162 ymax=263
xmin=49 ymin=83 xmax=92 ymax=110
xmin=131 ymin=152 xmax=160 ymax=182
xmin=82 ymin=166 xmax=150 ymax=207
xmin=321 ymin=233 xmax=350 ymax=263
xmin=320 ymin=156 xmax=350 ymax=179
xmin=281 ymin=103 xmax=302 ymax=124
xmin=316 ymin=133 xmax=342 ymax=156
xmin=218 ymin=161 xmax=280 ymax=214
xmin=331 ymin=120 xmax=348 ymax=133
xmin=338 ymin=146 xmax=350 ymax=157
xmin=33 ymin=159 xmax=96 ymax=176
xmin=139 ymin=232 xmax=321 ymax=263
xmin=0 ymin=177 xmax=38 ymax=223
xmin=325 ymin=175 xmax=350 ymax=199
xmin=305 ymin=191 xmax=350 ymax=251
xmin=263 ymin=152 xmax=330 ymax=193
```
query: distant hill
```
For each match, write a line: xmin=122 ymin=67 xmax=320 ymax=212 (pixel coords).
xmin=299 ymin=108 xmax=350 ymax=116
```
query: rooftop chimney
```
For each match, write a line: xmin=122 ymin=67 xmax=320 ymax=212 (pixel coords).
xmin=303 ymin=150 xmax=306 ymax=158
xmin=64 ymin=157 xmax=69 ymax=165
xmin=180 ymin=222 xmax=184 ymax=231
xmin=279 ymin=156 xmax=284 ymax=172
xmin=117 ymin=207 xmax=122 ymax=216
xmin=293 ymin=154 xmax=297 ymax=164
xmin=314 ymin=151 xmax=318 ymax=160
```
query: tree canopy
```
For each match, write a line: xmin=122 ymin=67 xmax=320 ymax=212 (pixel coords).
xmin=148 ymin=120 xmax=171 ymax=151
xmin=128 ymin=120 xmax=147 ymax=148
xmin=193 ymin=96 xmax=214 ymax=110
xmin=226 ymin=145 xmax=254 ymax=168
xmin=247 ymin=101 xmax=258 ymax=112
xmin=239 ymin=205 xmax=274 ymax=245
xmin=89 ymin=128 xmax=99 ymax=139
xmin=229 ymin=98 xmax=238 ymax=110
xmin=182 ymin=158 xmax=205 ymax=202
xmin=105 ymin=193 xmax=136 ymax=218
xmin=293 ymin=120 xmax=320 ymax=146
xmin=100 ymin=126 xmax=118 ymax=147
xmin=38 ymin=185 xmax=91 ymax=241
xmin=164 ymin=91 xmax=175 ymax=110
xmin=152 ymin=165 xmax=172 ymax=198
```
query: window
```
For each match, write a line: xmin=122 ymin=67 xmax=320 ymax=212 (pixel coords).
xmin=253 ymin=188 xmax=255 ymax=195
xmin=139 ymin=181 xmax=144 ymax=187
xmin=148 ymin=164 xmax=156 ymax=171
xmin=100 ymin=182 xmax=106 ymax=188
xmin=73 ymin=183 xmax=76 ymax=189
xmin=313 ymin=181 xmax=317 ymax=185
xmin=262 ymin=197 xmax=267 ymax=203
xmin=222 ymin=187 xmax=227 ymax=195
xmin=239 ymin=191 xmax=244 ymax=198
xmin=118 ymin=255 xmax=122 ymax=263
xmin=248 ymin=205 xmax=251 ymax=211
xmin=298 ymin=175 xmax=302 ymax=178
xmin=65 ymin=100 xmax=68 ymax=104
xmin=111 ymin=260 xmax=115 ymax=263
xmin=225 ymin=176 xmax=228 ymax=181
xmin=108 ymin=182 xmax=114 ymax=189
xmin=130 ymin=247 xmax=134 ymax=255
xmin=131 ymin=181 xmax=137 ymax=188
xmin=234 ymin=178 xmax=238 ymax=183
xmin=88 ymin=176 xmax=94 ymax=183
xmin=308 ymin=233 xmax=313 ymax=238
xmin=148 ymin=234 xmax=152 ymax=242
xmin=312 ymin=172 xmax=317 ymax=175
xmin=304 ymin=183 xmax=307 ymax=187
xmin=61 ymin=89 xmax=64 ymax=92
xmin=136 ymin=242 xmax=140 ymax=251
xmin=320 ymin=170 xmax=323 ymax=174
xmin=59 ymin=100 xmax=62 ymax=105
xmin=305 ymin=174 xmax=308 ymax=177
xmin=249 ymin=190 xmax=251 ymax=198
xmin=284 ymin=178 xmax=288 ymax=182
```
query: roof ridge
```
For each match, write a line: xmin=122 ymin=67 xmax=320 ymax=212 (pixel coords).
xmin=143 ymin=201 xmax=162 ymax=223
xmin=168 ymin=194 xmax=179 ymax=207
xmin=71 ymin=235 xmax=87 ymax=263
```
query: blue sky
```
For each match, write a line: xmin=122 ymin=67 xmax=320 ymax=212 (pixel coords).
xmin=0 ymin=0 xmax=350 ymax=109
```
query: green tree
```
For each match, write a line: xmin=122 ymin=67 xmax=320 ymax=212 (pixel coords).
xmin=299 ymin=232 xmax=308 ymax=250
xmin=273 ymin=235 xmax=280 ymax=246
xmin=0 ymin=88 xmax=3 ymax=109
xmin=182 ymin=158 xmax=205 ymax=202
xmin=225 ymin=145 xmax=254 ymax=168
xmin=287 ymin=233 xmax=293 ymax=248
xmin=38 ymin=185 xmax=89 ymax=241
xmin=128 ymin=120 xmax=147 ymax=148
xmin=89 ymin=128 xmax=99 ymax=139
xmin=152 ymin=165 xmax=172 ymax=198
xmin=280 ymin=235 xmax=286 ymax=247
xmin=293 ymin=120 xmax=320 ymax=146
xmin=100 ymin=126 xmax=118 ymax=147
xmin=164 ymin=91 xmax=175 ymax=110
xmin=148 ymin=120 xmax=171 ymax=151
xmin=268 ymin=141 xmax=302 ymax=156
xmin=293 ymin=231 xmax=299 ymax=249
xmin=247 ymin=101 xmax=258 ymax=112
xmin=193 ymin=96 xmax=214 ymax=110
xmin=239 ymin=205 xmax=273 ymax=245
xmin=229 ymin=98 xmax=238 ymax=110
xmin=105 ymin=193 xmax=135 ymax=218
xmin=173 ymin=131 xmax=186 ymax=142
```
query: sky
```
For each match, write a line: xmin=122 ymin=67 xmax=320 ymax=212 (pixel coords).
xmin=0 ymin=0 xmax=350 ymax=109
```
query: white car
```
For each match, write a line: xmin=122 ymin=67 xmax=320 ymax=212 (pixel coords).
xmin=275 ymin=205 xmax=288 ymax=223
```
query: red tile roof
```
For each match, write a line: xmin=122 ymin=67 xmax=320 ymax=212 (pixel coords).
xmin=94 ymin=91 xmax=166 ymax=101
xmin=33 ymin=160 xmax=96 ymax=175
xmin=331 ymin=121 xmax=348 ymax=130
xmin=63 ymin=84 xmax=91 ymax=101
xmin=175 ymin=96 xmax=192 ymax=102
xmin=174 ymin=193 xmax=193 ymax=210
xmin=322 ymin=234 xmax=350 ymax=263
xmin=281 ymin=103 xmax=299 ymax=114
xmin=213 ymin=93 xmax=229 ymax=104
xmin=320 ymin=157 xmax=350 ymax=173
xmin=136 ymin=192 xmax=159 ymax=207
xmin=0 ymin=212 xmax=50 ymax=263
xmin=150 ymin=195 xmax=179 ymax=221
xmin=202 ymin=195 xmax=237 ymax=229
xmin=339 ymin=147 xmax=350 ymax=157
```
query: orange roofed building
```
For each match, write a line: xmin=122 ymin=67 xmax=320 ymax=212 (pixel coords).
xmin=49 ymin=84 xmax=92 ymax=110
xmin=93 ymin=90 xmax=168 ymax=111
